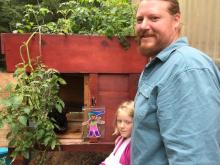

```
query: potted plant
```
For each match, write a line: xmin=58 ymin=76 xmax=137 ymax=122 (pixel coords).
xmin=0 ymin=31 xmax=66 ymax=164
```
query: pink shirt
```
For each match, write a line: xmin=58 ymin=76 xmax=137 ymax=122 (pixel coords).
xmin=100 ymin=136 xmax=131 ymax=165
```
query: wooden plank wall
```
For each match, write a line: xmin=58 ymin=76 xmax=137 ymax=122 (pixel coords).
xmin=132 ymin=0 xmax=220 ymax=66
xmin=179 ymin=0 xmax=220 ymax=66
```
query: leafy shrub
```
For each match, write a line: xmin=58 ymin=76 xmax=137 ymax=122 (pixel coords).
xmin=13 ymin=0 xmax=136 ymax=48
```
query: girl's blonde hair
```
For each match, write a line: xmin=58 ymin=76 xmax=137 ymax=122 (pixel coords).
xmin=113 ymin=100 xmax=134 ymax=136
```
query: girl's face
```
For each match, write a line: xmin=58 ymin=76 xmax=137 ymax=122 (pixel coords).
xmin=116 ymin=110 xmax=133 ymax=138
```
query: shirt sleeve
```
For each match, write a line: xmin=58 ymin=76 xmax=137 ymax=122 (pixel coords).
xmin=157 ymin=68 xmax=220 ymax=164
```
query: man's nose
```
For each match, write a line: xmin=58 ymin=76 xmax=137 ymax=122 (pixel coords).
xmin=140 ymin=19 xmax=150 ymax=29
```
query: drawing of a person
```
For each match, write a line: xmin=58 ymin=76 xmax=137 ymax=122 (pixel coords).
xmin=82 ymin=110 xmax=105 ymax=138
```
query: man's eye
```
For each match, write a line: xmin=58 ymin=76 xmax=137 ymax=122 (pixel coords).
xmin=151 ymin=17 xmax=159 ymax=22
xmin=136 ymin=17 xmax=143 ymax=24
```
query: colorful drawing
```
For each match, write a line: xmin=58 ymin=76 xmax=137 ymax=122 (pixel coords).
xmin=82 ymin=108 xmax=105 ymax=138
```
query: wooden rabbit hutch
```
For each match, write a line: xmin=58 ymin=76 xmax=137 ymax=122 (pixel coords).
xmin=1 ymin=33 xmax=146 ymax=152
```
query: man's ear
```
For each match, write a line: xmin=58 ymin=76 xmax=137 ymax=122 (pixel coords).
xmin=174 ymin=13 xmax=181 ymax=31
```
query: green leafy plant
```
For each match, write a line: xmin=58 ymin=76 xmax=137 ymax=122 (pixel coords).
xmin=0 ymin=32 xmax=66 ymax=164
xmin=13 ymin=0 xmax=136 ymax=49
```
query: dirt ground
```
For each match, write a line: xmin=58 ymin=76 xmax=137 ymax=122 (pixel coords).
xmin=39 ymin=151 xmax=109 ymax=165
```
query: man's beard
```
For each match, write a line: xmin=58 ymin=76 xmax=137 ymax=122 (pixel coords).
xmin=136 ymin=36 xmax=160 ymax=57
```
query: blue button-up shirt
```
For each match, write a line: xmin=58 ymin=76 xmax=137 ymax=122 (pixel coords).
xmin=132 ymin=37 xmax=220 ymax=165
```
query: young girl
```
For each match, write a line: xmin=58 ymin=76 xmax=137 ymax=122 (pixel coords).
xmin=100 ymin=101 xmax=134 ymax=165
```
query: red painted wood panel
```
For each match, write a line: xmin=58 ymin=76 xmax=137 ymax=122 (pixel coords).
xmin=1 ymin=33 xmax=147 ymax=73
xmin=93 ymin=74 xmax=139 ymax=142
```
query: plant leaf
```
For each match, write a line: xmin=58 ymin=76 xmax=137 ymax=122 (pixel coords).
xmin=11 ymin=95 xmax=23 ymax=108
xmin=51 ymin=139 xmax=57 ymax=150
xmin=55 ymin=104 xmax=62 ymax=113
xmin=58 ymin=78 xmax=66 ymax=85
xmin=18 ymin=116 xmax=28 ymax=126
xmin=23 ymin=107 xmax=31 ymax=115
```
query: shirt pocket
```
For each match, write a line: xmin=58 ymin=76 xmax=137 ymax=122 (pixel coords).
xmin=135 ymin=83 xmax=154 ymax=121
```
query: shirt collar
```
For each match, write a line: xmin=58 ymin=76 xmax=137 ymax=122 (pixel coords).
xmin=146 ymin=37 xmax=189 ymax=68
xmin=157 ymin=37 xmax=189 ymax=62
